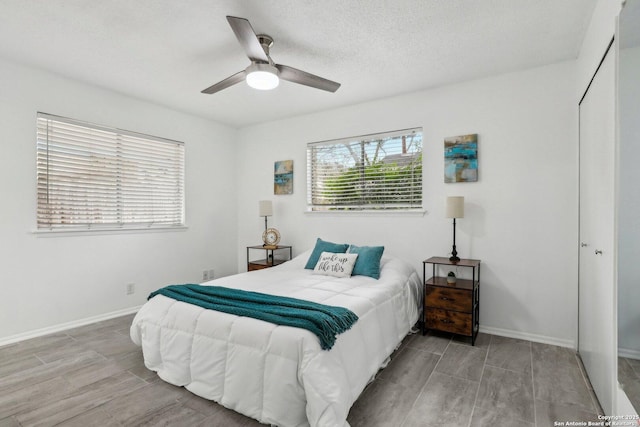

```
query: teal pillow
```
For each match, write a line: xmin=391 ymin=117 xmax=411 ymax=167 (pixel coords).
xmin=304 ymin=238 xmax=350 ymax=269
xmin=348 ymin=245 xmax=385 ymax=279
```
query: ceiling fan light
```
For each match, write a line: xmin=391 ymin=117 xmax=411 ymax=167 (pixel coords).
xmin=246 ymin=63 xmax=279 ymax=90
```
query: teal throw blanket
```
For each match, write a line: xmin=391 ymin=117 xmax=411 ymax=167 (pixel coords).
xmin=148 ymin=284 xmax=359 ymax=350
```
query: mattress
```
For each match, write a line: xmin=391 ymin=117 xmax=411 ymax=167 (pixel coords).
xmin=130 ymin=251 xmax=422 ymax=427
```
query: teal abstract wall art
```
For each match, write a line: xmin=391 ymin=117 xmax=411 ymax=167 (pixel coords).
xmin=274 ymin=160 xmax=293 ymax=194
xmin=444 ymin=134 xmax=478 ymax=183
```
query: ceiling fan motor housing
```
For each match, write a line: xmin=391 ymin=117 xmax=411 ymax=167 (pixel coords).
xmin=256 ymin=34 xmax=274 ymax=56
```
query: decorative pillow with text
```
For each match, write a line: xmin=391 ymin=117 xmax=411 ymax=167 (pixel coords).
xmin=304 ymin=238 xmax=350 ymax=269
xmin=312 ymin=252 xmax=359 ymax=278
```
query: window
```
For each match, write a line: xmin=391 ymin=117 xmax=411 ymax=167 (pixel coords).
xmin=36 ymin=113 xmax=185 ymax=231
xmin=307 ymin=128 xmax=422 ymax=211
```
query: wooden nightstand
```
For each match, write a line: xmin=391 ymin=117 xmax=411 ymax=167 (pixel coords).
xmin=422 ymin=256 xmax=481 ymax=345
xmin=247 ymin=245 xmax=292 ymax=271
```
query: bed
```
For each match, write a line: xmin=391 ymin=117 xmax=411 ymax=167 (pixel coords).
xmin=130 ymin=248 xmax=422 ymax=427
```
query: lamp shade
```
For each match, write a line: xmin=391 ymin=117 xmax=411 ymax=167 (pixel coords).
xmin=446 ymin=196 xmax=464 ymax=219
xmin=258 ymin=200 xmax=273 ymax=217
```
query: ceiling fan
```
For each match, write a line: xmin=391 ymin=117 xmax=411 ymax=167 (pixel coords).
xmin=201 ymin=16 xmax=341 ymax=95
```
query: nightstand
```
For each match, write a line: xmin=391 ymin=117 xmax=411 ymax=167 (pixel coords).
xmin=247 ymin=245 xmax=292 ymax=271
xmin=422 ymin=256 xmax=481 ymax=345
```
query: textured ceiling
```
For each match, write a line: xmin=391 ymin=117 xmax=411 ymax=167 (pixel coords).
xmin=0 ymin=0 xmax=597 ymax=128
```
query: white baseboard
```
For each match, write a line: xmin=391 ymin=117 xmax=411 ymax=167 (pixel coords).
xmin=618 ymin=347 xmax=640 ymax=360
xmin=0 ymin=306 xmax=142 ymax=348
xmin=617 ymin=383 xmax=639 ymax=416
xmin=479 ymin=325 xmax=575 ymax=349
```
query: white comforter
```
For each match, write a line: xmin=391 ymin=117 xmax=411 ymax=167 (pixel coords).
xmin=130 ymin=252 xmax=421 ymax=427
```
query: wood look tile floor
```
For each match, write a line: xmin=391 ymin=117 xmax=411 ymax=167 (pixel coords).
xmin=0 ymin=314 xmax=602 ymax=427
xmin=619 ymin=357 xmax=640 ymax=415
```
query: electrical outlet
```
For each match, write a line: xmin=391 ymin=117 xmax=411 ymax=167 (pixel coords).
xmin=202 ymin=269 xmax=215 ymax=282
xmin=126 ymin=283 xmax=135 ymax=295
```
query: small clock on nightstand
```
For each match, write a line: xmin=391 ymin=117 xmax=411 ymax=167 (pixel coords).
xmin=262 ymin=227 xmax=281 ymax=249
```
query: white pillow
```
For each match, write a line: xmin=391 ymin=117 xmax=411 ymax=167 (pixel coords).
xmin=313 ymin=252 xmax=358 ymax=278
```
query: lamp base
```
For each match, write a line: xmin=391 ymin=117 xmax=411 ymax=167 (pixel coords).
xmin=449 ymin=218 xmax=461 ymax=264
xmin=450 ymin=242 xmax=459 ymax=263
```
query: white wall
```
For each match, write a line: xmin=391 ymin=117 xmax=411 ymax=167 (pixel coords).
xmin=0 ymin=58 xmax=238 ymax=341
xmin=236 ymin=61 xmax=579 ymax=346
xmin=618 ymin=39 xmax=639 ymax=405
xmin=618 ymin=45 xmax=640 ymax=357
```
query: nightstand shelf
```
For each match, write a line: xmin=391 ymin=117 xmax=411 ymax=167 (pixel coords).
xmin=423 ymin=256 xmax=481 ymax=345
xmin=247 ymin=245 xmax=292 ymax=271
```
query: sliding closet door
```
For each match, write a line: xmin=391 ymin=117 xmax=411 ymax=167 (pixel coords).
xmin=578 ymin=43 xmax=616 ymax=414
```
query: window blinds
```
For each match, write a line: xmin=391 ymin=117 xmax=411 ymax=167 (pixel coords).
xmin=36 ymin=113 xmax=185 ymax=230
xmin=307 ymin=128 xmax=422 ymax=211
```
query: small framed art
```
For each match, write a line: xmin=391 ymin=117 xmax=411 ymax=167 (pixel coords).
xmin=274 ymin=160 xmax=293 ymax=194
xmin=444 ymin=134 xmax=478 ymax=183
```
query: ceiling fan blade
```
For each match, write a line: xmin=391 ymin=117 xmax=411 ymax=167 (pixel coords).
xmin=226 ymin=16 xmax=269 ymax=63
xmin=276 ymin=64 xmax=341 ymax=93
xmin=201 ymin=70 xmax=246 ymax=94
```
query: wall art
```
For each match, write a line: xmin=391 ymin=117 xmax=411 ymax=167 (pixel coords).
xmin=444 ymin=134 xmax=478 ymax=183
xmin=274 ymin=160 xmax=293 ymax=194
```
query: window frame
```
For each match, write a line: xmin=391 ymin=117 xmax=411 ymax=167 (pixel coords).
xmin=306 ymin=127 xmax=423 ymax=213
xmin=35 ymin=112 xmax=186 ymax=233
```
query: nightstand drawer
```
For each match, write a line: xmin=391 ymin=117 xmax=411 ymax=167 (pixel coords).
xmin=248 ymin=263 xmax=270 ymax=271
xmin=425 ymin=308 xmax=472 ymax=336
xmin=426 ymin=287 xmax=472 ymax=312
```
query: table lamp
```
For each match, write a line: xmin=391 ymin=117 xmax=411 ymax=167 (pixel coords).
xmin=446 ymin=196 xmax=464 ymax=263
